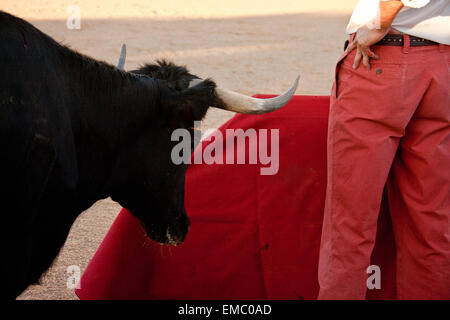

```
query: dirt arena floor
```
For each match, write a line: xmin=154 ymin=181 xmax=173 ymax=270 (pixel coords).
xmin=2 ymin=0 xmax=358 ymax=299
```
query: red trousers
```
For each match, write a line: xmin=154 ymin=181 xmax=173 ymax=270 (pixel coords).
xmin=318 ymin=36 xmax=450 ymax=300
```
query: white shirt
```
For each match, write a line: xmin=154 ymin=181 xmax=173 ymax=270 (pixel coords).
xmin=346 ymin=0 xmax=450 ymax=45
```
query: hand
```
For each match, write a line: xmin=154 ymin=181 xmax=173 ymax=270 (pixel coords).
xmin=346 ymin=26 xmax=389 ymax=70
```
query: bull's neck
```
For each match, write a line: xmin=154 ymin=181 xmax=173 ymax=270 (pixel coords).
xmin=66 ymin=64 xmax=161 ymax=151
xmin=62 ymin=61 xmax=161 ymax=199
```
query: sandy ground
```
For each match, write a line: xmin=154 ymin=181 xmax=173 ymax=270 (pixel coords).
xmin=1 ymin=0 xmax=358 ymax=299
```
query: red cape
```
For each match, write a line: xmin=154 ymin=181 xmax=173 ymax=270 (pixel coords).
xmin=76 ymin=95 xmax=396 ymax=300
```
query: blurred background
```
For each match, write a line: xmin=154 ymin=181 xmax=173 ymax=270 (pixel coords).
xmin=2 ymin=0 xmax=358 ymax=299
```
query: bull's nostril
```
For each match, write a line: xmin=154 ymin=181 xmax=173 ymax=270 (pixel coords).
xmin=165 ymin=226 xmax=181 ymax=246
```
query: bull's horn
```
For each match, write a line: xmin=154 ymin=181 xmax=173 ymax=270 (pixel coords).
xmin=189 ymin=76 xmax=300 ymax=114
xmin=117 ymin=44 xmax=127 ymax=70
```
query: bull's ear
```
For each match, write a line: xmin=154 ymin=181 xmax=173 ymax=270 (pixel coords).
xmin=163 ymin=79 xmax=216 ymax=122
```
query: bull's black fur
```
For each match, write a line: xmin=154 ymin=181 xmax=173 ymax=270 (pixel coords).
xmin=134 ymin=60 xmax=199 ymax=90
xmin=0 ymin=11 xmax=215 ymax=298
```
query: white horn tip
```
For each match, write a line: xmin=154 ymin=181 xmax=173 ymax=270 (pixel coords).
xmin=256 ymin=74 xmax=300 ymax=113
xmin=294 ymin=75 xmax=300 ymax=90
xmin=288 ymin=75 xmax=300 ymax=97
xmin=117 ymin=43 xmax=127 ymax=70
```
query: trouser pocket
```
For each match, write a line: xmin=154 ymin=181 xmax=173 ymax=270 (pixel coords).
xmin=332 ymin=51 xmax=350 ymax=99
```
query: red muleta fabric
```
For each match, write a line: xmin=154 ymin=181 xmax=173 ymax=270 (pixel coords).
xmin=75 ymin=95 xmax=396 ymax=300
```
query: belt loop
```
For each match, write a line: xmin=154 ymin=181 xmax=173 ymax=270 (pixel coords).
xmin=403 ymin=34 xmax=410 ymax=54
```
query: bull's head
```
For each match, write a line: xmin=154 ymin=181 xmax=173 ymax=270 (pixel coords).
xmin=112 ymin=45 xmax=299 ymax=246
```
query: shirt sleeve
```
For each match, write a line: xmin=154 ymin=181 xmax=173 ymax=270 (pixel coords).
xmin=399 ymin=0 xmax=430 ymax=8
xmin=347 ymin=0 xmax=381 ymax=31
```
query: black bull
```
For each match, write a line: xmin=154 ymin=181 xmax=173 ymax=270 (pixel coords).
xmin=0 ymin=11 xmax=298 ymax=298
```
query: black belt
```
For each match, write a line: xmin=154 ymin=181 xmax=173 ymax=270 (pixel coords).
xmin=343 ymin=34 xmax=439 ymax=51
xmin=376 ymin=34 xmax=438 ymax=46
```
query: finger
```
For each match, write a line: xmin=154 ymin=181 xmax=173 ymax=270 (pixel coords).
xmin=353 ymin=48 xmax=362 ymax=69
xmin=367 ymin=48 xmax=379 ymax=60
xmin=363 ymin=53 xmax=371 ymax=70
xmin=346 ymin=41 xmax=357 ymax=54
xmin=357 ymin=46 xmax=371 ymax=69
